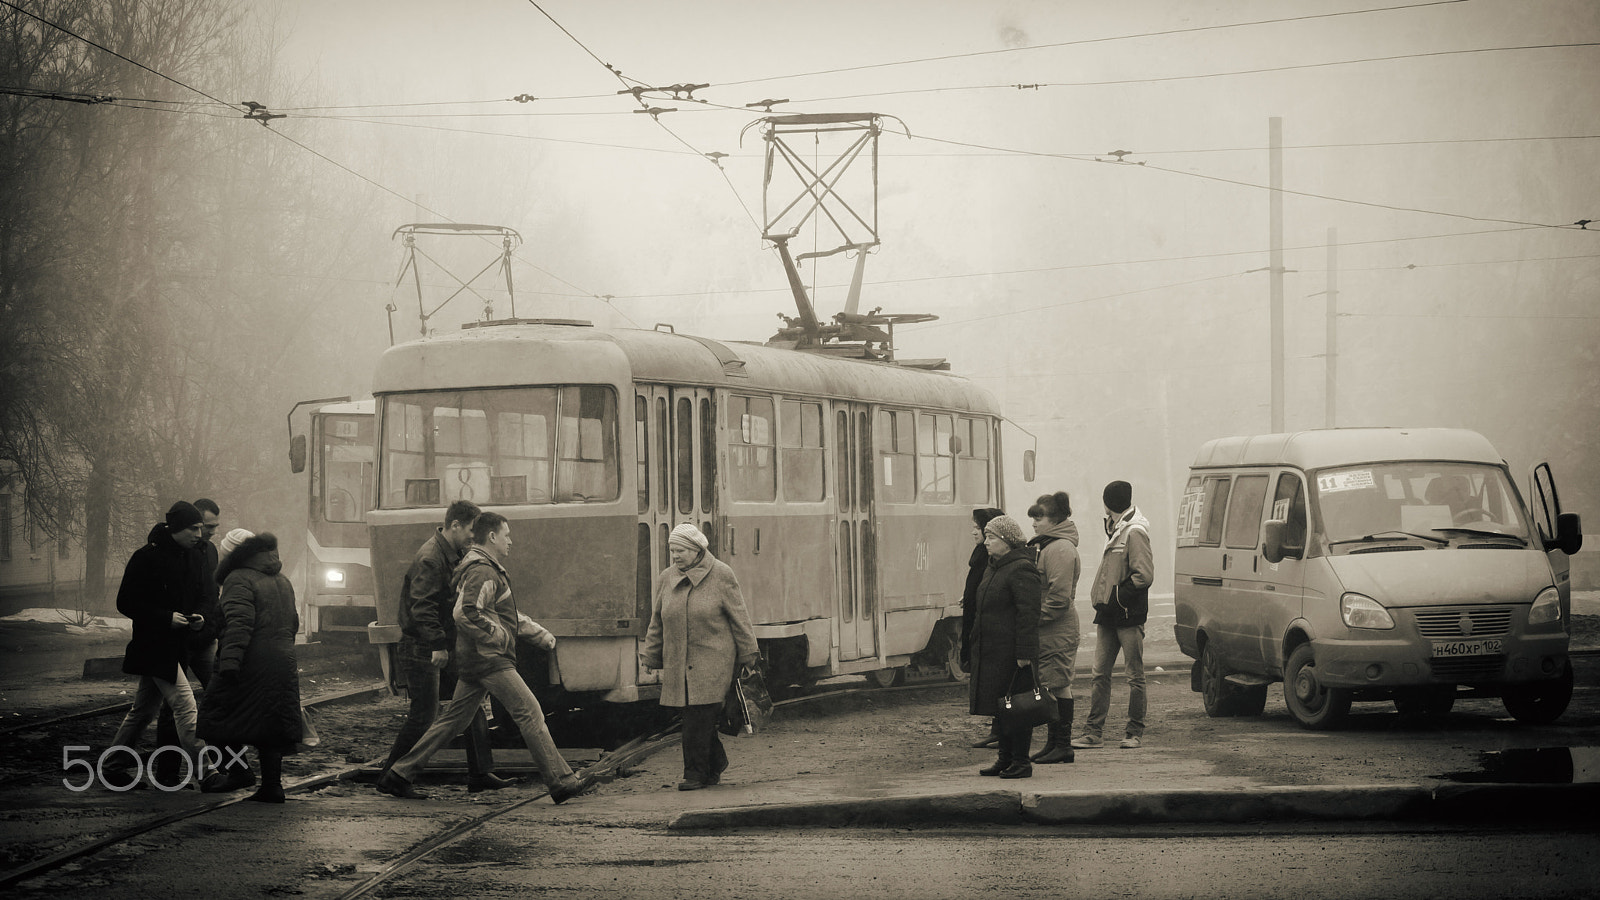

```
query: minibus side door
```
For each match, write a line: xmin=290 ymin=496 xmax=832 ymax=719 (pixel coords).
xmin=1219 ymin=473 xmax=1272 ymax=672
xmin=1529 ymin=461 xmax=1575 ymax=630
xmin=1260 ymin=471 xmax=1309 ymax=674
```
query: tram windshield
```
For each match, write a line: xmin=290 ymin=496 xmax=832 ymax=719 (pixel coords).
xmin=317 ymin=414 xmax=374 ymax=524
xmin=379 ymin=386 xmax=619 ymax=509
xmin=1314 ymin=462 xmax=1532 ymax=546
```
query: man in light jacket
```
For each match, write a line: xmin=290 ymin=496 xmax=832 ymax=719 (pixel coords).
xmin=377 ymin=512 xmax=586 ymax=803
xmin=1072 ymin=480 xmax=1155 ymax=750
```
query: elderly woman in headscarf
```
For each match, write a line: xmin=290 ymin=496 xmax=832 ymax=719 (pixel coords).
xmin=197 ymin=529 xmax=302 ymax=802
xmin=640 ymin=523 xmax=760 ymax=791
xmin=963 ymin=507 xmax=1006 ymax=748
xmin=968 ymin=514 xmax=1045 ymax=779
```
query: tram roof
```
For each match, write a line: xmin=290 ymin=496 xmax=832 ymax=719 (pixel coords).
xmin=1189 ymin=427 xmax=1503 ymax=471
xmin=373 ymin=320 xmax=1000 ymax=414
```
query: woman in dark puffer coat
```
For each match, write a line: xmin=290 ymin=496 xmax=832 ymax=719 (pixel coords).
xmin=198 ymin=531 xmax=302 ymax=803
xmin=967 ymin=515 xmax=1044 ymax=779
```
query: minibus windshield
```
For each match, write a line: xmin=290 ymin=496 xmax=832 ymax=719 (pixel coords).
xmin=378 ymin=386 xmax=619 ymax=509
xmin=1314 ymin=462 xmax=1531 ymax=546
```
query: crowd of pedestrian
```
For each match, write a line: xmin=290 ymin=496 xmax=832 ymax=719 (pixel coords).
xmin=105 ymin=474 xmax=1151 ymax=799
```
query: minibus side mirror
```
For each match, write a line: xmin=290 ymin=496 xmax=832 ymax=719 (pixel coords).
xmin=1555 ymin=512 xmax=1583 ymax=555
xmin=1261 ymin=519 xmax=1303 ymax=563
xmin=1022 ymin=449 xmax=1036 ymax=483
xmin=289 ymin=434 xmax=307 ymax=474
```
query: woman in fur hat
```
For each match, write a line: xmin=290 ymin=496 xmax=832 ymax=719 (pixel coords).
xmin=198 ymin=531 xmax=302 ymax=802
xmin=640 ymin=523 xmax=760 ymax=791
xmin=967 ymin=514 xmax=1044 ymax=779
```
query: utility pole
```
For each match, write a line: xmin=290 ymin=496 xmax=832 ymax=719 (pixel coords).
xmin=1325 ymin=227 xmax=1338 ymax=428
xmin=1269 ymin=117 xmax=1285 ymax=433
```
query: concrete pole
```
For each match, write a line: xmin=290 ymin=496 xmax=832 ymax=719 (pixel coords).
xmin=1270 ymin=118 xmax=1285 ymax=433
xmin=1325 ymin=227 xmax=1339 ymax=428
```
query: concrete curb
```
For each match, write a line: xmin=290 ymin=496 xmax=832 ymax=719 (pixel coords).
xmin=667 ymin=782 xmax=1600 ymax=829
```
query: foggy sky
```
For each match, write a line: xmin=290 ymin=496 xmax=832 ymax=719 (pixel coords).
xmin=261 ymin=0 xmax=1599 ymax=585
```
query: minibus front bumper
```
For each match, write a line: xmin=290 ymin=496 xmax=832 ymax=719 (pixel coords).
xmin=1311 ymin=631 xmax=1569 ymax=690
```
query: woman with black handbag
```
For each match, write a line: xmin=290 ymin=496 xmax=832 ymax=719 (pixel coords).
xmin=968 ymin=514 xmax=1046 ymax=779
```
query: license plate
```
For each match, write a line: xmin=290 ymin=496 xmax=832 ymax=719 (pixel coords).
xmin=1431 ymin=638 xmax=1503 ymax=658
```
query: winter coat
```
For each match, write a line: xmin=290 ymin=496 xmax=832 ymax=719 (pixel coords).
xmin=966 ymin=547 xmax=1043 ymax=717
xmin=958 ymin=542 xmax=988 ymax=668
xmin=399 ymin=530 xmax=463 ymax=652
xmin=1090 ymin=507 xmax=1154 ymax=628
xmin=640 ymin=552 xmax=760 ymax=708
xmin=198 ymin=550 xmax=302 ymax=752
xmin=1030 ymin=517 xmax=1082 ymax=653
xmin=450 ymin=547 xmax=553 ymax=681
xmin=116 ymin=523 xmax=205 ymax=681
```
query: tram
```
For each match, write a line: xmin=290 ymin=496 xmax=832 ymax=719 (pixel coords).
xmin=364 ymin=318 xmax=1024 ymax=705
xmin=287 ymin=398 xmax=377 ymax=642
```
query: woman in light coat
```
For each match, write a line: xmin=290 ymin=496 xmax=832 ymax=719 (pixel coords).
xmin=640 ymin=523 xmax=760 ymax=791
xmin=1027 ymin=492 xmax=1082 ymax=764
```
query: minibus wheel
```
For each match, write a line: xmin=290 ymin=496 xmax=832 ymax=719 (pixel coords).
xmin=1200 ymin=645 xmax=1242 ymax=717
xmin=1502 ymin=661 xmax=1573 ymax=725
xmin=1283 ymin=644 xmax=1351 ymax=729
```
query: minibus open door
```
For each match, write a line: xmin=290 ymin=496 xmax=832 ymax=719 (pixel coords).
xmin=1529 ymin=461 xmax=1583 ymax=631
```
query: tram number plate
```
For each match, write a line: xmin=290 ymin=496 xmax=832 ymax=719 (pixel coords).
xmin=1431 ymin=638 xmax=1503 ymax=658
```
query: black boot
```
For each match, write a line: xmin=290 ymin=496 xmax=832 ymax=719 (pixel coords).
xmin=999 ymin=728 xmax=1033 ymax=779
xmin=247 ymin=749 xmax=286 ymax=803
xmin=978 ymin=735 xmax=1013 ymax=776
xmin=1030 ymin=717 xmax=1062 ymax=762
xmin=1035 ymin=699 xmax=1076 ymax=764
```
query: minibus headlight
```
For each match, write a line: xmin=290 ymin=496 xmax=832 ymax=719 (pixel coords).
xmin=324 ymin=567 xmax=346 ymax=588
xmin=1528 ymin=587 xmax=1561 ymax=626
xmin=1341 ymin=592 xmax=1395 ymax=630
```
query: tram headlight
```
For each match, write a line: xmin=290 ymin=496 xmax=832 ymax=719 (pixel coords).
xmin=1528 ymin=587 xmax=1561 ymax=626
xmin=324 ymin=567 xmax=347 ymax=588
xmin=1340 ymin=592 xmax=1394 ymax=630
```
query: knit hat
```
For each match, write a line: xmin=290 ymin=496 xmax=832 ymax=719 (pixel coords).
xmin=971 ymin=507 xmax=1005 ymax=531
xmin=1103 ymin=480 xmax=1133 ymax=514
xmin=668 ymin=522 xmax=709 ymax=551
xmin=219 ymin=528 xmax=255 ymax=558
xmin=984 ymin=514 xmax=1028 ymax=549
xmin=165 ymin=501 xmax=203 ymax=531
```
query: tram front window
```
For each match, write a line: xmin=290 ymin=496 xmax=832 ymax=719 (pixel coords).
xmin=318 ymin=415 xmax=373 ymax=523
xmin=379 ymin=386 xmax=619 ymax=508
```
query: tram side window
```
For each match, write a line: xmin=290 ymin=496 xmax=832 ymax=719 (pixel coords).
xmin=917 ymin=413 xmax=955 ymax=504
xmin=556 ymin=386 xmax=619 ymax=502
xmin=875 ymin=409 xmax=916 ymax=504
xmin=780 ymin=400 xmax=824 ymax=502
xmin=634 ymin=396 xmax=648 ymax=514
xmin=955 ymin=417 xmax=991 ymax=504
xmin=729 ymin=395 xmax=776 ymax=502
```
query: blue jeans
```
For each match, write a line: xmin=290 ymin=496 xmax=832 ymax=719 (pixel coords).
xmin=1083 ymin=623 xmax=1146 ymax=739
xmin=383 ymin=639 xmax=493 ymax=777
xmin=391 ymin=667 xmax=572 ymax=788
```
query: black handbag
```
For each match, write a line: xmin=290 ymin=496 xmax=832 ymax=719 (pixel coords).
xmin=995 ymin=665 xmax=1058 ymax=729
xmin=718 ymin=665 xmax=775 ymax=736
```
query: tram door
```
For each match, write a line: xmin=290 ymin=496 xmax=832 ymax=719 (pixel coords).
xmin=637 ymin=386 xmax=718 ymax=610
xmin=835 ymin=404 xmax=877 ymax=661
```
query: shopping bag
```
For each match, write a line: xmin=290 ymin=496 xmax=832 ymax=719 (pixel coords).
xmin=298 ymin=705 xmax=321 ymax=749
xmin=718 ymin=666 xmax=774 ymax=736
xmin=994 ymin=666 xmax=1058 ymax=729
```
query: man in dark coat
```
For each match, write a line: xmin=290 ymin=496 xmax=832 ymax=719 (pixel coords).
xmin=967 ymin=514 xmax=1044 ymax=779
xmin=154 ymin=497 xmax=222 ymax=785
xmin=1072 ymin=480 xmax=1155 ymax=750
xmin=106 ymin=501 xmax=210 ymax=788
xmin=377 ymin=500 xmax=514 ymax=792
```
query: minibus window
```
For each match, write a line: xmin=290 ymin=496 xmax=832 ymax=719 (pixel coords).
xmin=1200 ymin=476 xmax=1231 ymax=546
xmin=1315 ymin=463 xmax=1531 ymax=546
xmin=1224 ymin=475 xmax=1270 ymax=549
xmin=1271 ymin=473 xmax=1307 ymax=558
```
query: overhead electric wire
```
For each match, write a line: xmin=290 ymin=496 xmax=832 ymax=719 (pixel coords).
xmin=713 ymin=0 xmax=1472 ymax=88
xmin=0 ymin=0 xmax=235 ymax=110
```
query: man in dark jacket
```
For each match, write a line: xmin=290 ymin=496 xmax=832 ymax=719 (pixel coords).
xmin=107 ymin=501 xmax=211 ymax=788
xmin=377 ymin=500 xmax=513 ymax=792
xmin=1071 ymin=481 xmax=1155 ymax=750
xmin=154 ymin=497 xmax=222 ymax=785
